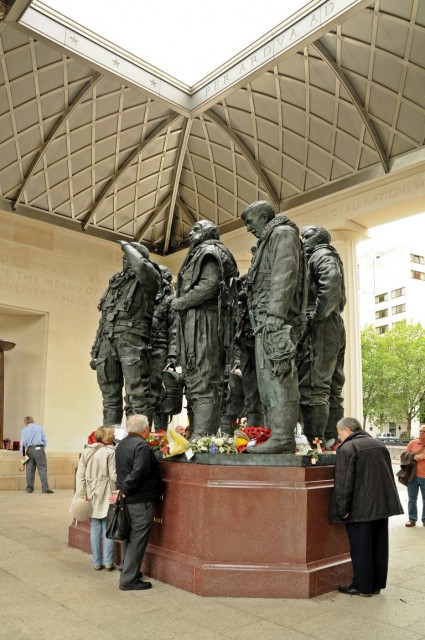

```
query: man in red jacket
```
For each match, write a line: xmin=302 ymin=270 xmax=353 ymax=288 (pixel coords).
xmin=330 ymin=417 xmax=403 ymax=597
xmin=404 ymin=424 xmax=425 ymax=527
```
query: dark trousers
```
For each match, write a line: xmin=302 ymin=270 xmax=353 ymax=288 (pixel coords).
xmin=120 ymin=502 xmax=154 ymax=587
xmin=26 ymin=446 xmax=50 ymax=492
xmin=345 ymin=519 xmax=389 ymax=594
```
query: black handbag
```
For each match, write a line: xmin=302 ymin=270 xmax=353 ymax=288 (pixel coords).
xmin=105 ymin=492 xmax=131 ymax=541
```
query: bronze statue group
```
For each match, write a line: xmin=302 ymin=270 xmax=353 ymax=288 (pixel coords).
xmin=90 ymin=200 xmax=347 ymax=454
xmin=88 ymin=201 xmax=404 ymax=596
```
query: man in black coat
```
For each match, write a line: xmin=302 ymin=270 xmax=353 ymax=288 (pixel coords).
xmin=114 ymin=414 xmax=163 ymax=591
xmin=330 ymin=417 xmax=403 ymax=597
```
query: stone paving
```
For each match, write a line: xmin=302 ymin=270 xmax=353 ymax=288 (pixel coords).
xmin=0 ymin=470 xmax=424 ymax=640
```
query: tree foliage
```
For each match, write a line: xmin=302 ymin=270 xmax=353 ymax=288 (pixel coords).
xmin=361 ymin=321 xmax=425 ymax=435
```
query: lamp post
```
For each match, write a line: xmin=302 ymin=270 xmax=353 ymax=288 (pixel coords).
xmin=0 ymin=339 xmax=16 ymax=449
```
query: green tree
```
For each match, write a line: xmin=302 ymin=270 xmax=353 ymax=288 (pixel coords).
xmin=361 ymin=321 xmax=425 ymax=436
xmin=361 ymin=324 xmax=387 ymax=428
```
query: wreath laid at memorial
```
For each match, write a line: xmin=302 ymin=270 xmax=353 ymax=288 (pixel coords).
xmin=85 ymin=426 xmax=336 ymax=460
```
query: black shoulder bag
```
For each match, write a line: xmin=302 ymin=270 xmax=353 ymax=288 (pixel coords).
xmin=105 ymin=491 xmax=131 ymax=541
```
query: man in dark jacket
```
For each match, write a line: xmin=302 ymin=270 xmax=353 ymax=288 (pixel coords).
xmin=242 ymin=201 xmax=307 ymax=453
xmin=298 ymin=225 xmax=346 ymax=447
xmin=330 ymin=417 xmax=403 ymax=597
xmin=172 ymin=220 xmax=238 ymax=436
xmin=114 ymin=414 xmax=163 ymax=591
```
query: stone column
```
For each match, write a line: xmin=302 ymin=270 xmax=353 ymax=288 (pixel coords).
xmin=0 ymin=339 xmax=16 ymax=448
xmin=329 ymin=225 xmax=368 ymax=420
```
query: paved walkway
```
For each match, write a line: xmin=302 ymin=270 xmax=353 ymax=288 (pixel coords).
xmin=0 ymin=473 xmax=424 ymax=640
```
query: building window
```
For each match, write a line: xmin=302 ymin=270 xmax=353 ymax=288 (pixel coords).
xmin=375 ymin=292 xmax=388 ymax=303
xmin=376 ymin=325 xmax=389 ymax=335
xmin=375 ymin=308 xmax=388 ymax=319
xmin=391 ymin=287 xmax=405 ymax=298
xmin=411 ymin=270 xmax=425 ymax=281
xmin=410 ymin=254 xmax=425 ymax=264
xmin=392 ymin=304 xmax=406 ymax=315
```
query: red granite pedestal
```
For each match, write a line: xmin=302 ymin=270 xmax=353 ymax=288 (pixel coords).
xmin=68 ymin=455 xmax=352 ymax=598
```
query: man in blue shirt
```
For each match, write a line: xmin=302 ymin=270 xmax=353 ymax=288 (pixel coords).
xmin=20 ymin=416 xmax=54 ymax=494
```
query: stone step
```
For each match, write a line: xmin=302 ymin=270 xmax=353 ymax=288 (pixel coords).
xmin=0 ymin=450 xmax=79 ymax=491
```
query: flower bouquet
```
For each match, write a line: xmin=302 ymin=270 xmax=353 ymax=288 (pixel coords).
xmin=189 ymin=434 xmax=237 ymax=455
xmin=87 ymin=430 xmax=97 ymax=445
xmin=147 ymin=430 xmax=170 ymax=455
xmin=234 ymin=426 xmax=272 ymax=453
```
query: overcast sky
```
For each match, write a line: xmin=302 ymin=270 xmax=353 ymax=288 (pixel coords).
xmin=43 ymin=0 xmax=312 ymax=84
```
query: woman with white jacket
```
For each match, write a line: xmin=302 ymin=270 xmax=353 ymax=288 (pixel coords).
xmin=76 ymin=426 xmax=117 ymax=570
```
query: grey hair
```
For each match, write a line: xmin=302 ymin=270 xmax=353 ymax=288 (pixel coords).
xmin=337 ymin=417 xmax=362 ymax=433
xmin=126 ymin=414 xmax=149 ymax=434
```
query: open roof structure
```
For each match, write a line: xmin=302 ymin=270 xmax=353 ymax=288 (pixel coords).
xmin=0 ymin=0 xmax=424 ymax=254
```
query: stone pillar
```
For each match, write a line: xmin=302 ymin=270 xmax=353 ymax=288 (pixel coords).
xmin=329 ymin=225 xmax=368 ymax=420
xmin=0 ymin=340 xmax=16 ymax=448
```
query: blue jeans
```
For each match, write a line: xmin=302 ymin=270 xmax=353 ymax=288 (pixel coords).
xmin=407 ymin=477 xmax=425 ymax=523
xmin=90 ymin=517 xmax=115 ymax=567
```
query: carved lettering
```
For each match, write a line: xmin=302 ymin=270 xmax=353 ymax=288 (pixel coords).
xmin=263 ymin=45 xmax=272 ymax=58
xmin=310 ymin=12 xmax=319 ymax=27
xmin=324 ymin=2 xmax=335 ymax=17
xmin=250 ymin=54 xmax=258 ymax=67
xmin=290 ymin=28 xmax=297 ymax=40
xmin=238 ymin=63 xmax=246 ymax=75
xmin=0 ymin=250 xmax=101 ymax=308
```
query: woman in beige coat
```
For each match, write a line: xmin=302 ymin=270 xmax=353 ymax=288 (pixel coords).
xmin=76 ymin=426 xmax=116 ymax=570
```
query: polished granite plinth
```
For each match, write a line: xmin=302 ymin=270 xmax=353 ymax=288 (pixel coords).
xmin=69 ymin=454 xmax=351 ymax=598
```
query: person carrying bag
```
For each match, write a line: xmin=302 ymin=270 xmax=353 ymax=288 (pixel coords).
xmin=74 ymin=426 xmax=117 ymax=570
xmin=105 ymin=490 xmax=131 ymax=541
xmin=400 ymin=426 xmax=425 ymax=527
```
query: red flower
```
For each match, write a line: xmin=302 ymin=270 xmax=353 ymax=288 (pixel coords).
xmin=87 ymin=431 xmax=97 ymax=444
xmin=236 ymin=426 xmax=271 ymax=452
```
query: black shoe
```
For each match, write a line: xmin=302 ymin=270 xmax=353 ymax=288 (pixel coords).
xmin=42 ymin=489 xmax=54 ymax=494
xmin=337 ymin=585 xmax=372 ymax=597
xmin=26 ymin=488 xmax=34 ymax=493
xmin=119 ymin=581 xmax=152 ymax=591
xmin=373 ymin=589 xmax=381 ymax=594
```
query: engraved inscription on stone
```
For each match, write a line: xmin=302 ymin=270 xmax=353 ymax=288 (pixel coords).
xmin=0 ymin=251 xmax=103 ymax=308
